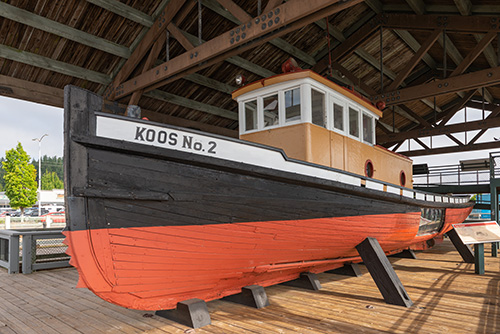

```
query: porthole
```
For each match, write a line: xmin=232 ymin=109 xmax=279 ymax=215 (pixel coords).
xmin=400 ymin=171 xmax=406 ymax=187
xmin=365 ymin=160 xmax=374 ymax=178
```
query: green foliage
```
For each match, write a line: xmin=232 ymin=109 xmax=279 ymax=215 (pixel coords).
xmin=41 ymin=170 xmax=64 ymax=190
xmin=0 ymin=158 xmax=5 ymax=191
xmin=32 ymin=155 xmax=63 ymax=184
xmin=3 ymin=143 xmax=38 ymax=210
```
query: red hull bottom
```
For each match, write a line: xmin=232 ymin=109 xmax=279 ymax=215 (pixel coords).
xmin=64 ymin=207 xmax=471 ymax=310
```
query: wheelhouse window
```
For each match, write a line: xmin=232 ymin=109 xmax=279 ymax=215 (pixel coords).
xmin=362 ymin=113 xmax=374 ymax=144
xmin=263 ymin=94 xmax=279 ymax=128
xmin=244 ymin=100 xmax=258 ymax=131
xmin=333 ymin=103 xmax=344 ymax=131
xmin=349 ymin=107 xmax=359 ymax=138
xmin=285 ymin=88 xmax=301 ymax=122
xmin=311 ymin=89 xmax=326 ymax=127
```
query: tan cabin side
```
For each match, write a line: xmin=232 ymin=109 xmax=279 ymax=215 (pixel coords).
xmin=241 ymin=122 xmax=413 ymax=188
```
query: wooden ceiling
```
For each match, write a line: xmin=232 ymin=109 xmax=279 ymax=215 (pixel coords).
xmin=1 ymin=0 xmax=500 ymax=156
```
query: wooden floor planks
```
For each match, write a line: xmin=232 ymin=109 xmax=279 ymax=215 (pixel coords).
xmin=0 ymin=239 xmax=499 ymax=333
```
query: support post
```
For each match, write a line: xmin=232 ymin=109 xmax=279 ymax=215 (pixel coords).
xmin=356 ymin=237 xmax=413 ymax=307
xmin=325 ymin=263 xmax=362 ymax=277
xmin=492 ymin=242 xmax=498 ymax=257
xmin=22 ymin=234 xmax=33 ymax=274
xmin=390 ymin=249 xmax=417 ymax=259
xmin=474 ymin=243 xmax=485 ymax=275
xmin=155 ymin=298 xmax=211 ymax=329
xmin=281 ymin=272 xmax=321 ymax=290
xmin=222 ymin=285 xmax=269 ymax=309
xmin=446 ymin=229 xmax=475 ymax=263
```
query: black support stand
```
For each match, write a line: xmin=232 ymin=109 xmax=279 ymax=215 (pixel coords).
xmin=222 ymin=285 xmax=270 ymax=309
xmin=155 ymin=298 xmax=211 ymax=329
xmin=281 ymin=272 xmax=321 ymax=290
xmin=356 ymin=237 xmax=413 ymax=307
xmin=325 ymin=263 xmax=362 ymax=277
xmin=446 ymin=229 xmax=475 ymax=263
xmin=390 ymin=249 xmax=417 ymax=259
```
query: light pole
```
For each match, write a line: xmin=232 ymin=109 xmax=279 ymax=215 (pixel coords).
xmin=33 ymin=134 xmax=48 ymax=217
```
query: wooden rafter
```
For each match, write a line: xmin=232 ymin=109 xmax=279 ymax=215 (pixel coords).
xmin=398 ymin=141 xmax=500 ymax=157
xmin=107 ymin=0 xmax=187 ymax=98
xmin=405 ymin=0 xmax=426 ymax=15
xmin=312 ymin=13 xmax=383 ymax=73
xmin=372 ymin=67 xmax=500 ymax=106
xmin=384 ymin=14 xmax=500 ymax=33
xmin=386 ymin=29 xmax=441 ymax=91
xmin=450 ymin=31 xmax=497 ymax=77
xmin=113 ymin=0 xmax=364 ymax=100
xmin=377 ymin=107 xmax=500 ymax=145
xmin=0 ymin=44 xmax=110 ymax=84
xmin=0 ymin=1 xmax=130 ymax=58
xmin=468 ymin=106 xmax=500 ymax=145
xmin=215 ymin=0 xmax=251 ymax=23
xmin=263 ymin=0 xmax=283 ymax=13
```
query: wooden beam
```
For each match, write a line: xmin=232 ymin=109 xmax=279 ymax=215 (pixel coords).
xmin=0 ymin=75 xmax=63 ymax=108
xmin=387 ymin=29 xmax=441 ymax=91
xmin=203 ymin=0 xmax=316 ymax=66
xmin=405 ymin=0 xmax=426 ymax=15
xmin=378 ymin=111 xmax=500 ymax=145
xmin=450 ymin=31 xmax=497 ymax=77
xmin=184 ymin=73 xmax=236 ymax=94
xmin=453 ymin=0 xmax=473 ymax=15
xmin=398 ymin=105 xmax=431 ymax=126
xmin=398 ymin=141 xmax=500 ymax=157
xmin=179 ymin=24 xmax=275 ymax=77
xmin=116 ymin=0 xmax=364 ymax=99
xmin=0 ymin=44 xmax=111 ymax=84
xmin=168 ymin=23 xmax=195 ymax=51
xmin=312 ymin=13 xmax=383 ymax=73
xmin=372 ymin=67 xmax=500 ymax=106
xmin=383 ymin=14 xmax=500 ymax=33
xmin=144 ymin=90 xmax=237 ymax=120
xmin=215 ymin=0 xmax=251 ymax=23
xmin=263 ymin=0 xmax=283 ymax=13
xmin=414 ymin=138 xmax=430 ymax=150
xmin=468 ymin=107 xmax=500 ymax=145
xmin=85 ymin=0 xmax=154 ymax=27
xmin=437 ymin=90 xmax=476 ymax=126
xmin=129 ymin=34 xmax=167 ymax=105
xmin=393 ymin=30 xmax=437 ymax=70
xmin=0 ymin=1 xmax=130 ymax=58
xmin=108 ymin=0 xmax=186 ymax=97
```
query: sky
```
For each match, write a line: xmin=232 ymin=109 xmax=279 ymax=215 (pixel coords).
xmin=0 ymin=94 xmax=499 ymax=167
xmin=0 ymin=96 xmax=63 ymax=160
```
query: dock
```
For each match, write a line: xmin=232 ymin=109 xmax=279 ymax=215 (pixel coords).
xmin=0 ymin=239 xmax=499 ymax=334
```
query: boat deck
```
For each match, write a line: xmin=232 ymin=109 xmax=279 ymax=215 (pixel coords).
xmin=1 ymin=239 xmax=499 ymax=334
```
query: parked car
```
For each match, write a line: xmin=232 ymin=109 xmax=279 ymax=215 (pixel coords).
xmin=27 ymin=208 xmax=49 ymax=217
xmin=0 ymin=210 xmax=16 ymax=217
xmin=40 ymin=211 xmax=66 ymax=224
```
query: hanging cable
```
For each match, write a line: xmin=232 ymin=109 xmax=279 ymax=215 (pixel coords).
xmin=392 ymin=106 xmax=395 ymax=133
xmin=482 ymin=87 xmax=485 ymax=120
xmin=380 ymin=27 xmax=384 ymax=94
xmin=443 ymin=29 xmax=447 ymax=78
xmin=166 ymin=30 xmax=170 ymax=62
xmin=198 ymin=0 xmax=202 ymax=45
xmin=326 ymin=17 xmax=333 ymax=77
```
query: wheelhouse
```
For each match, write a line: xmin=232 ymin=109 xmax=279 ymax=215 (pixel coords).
xmin=233 ymin=70 xmax=413 ymax=188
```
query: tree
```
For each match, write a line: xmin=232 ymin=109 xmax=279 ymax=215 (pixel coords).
xmin=41 ymin=170 xmax=64 ymax=190
xmin=3 ymin=143 xmax=38 ymax=214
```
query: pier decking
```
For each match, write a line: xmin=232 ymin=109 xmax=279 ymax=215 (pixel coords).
xmin=0 ymin=239 xmax=498 ymax=334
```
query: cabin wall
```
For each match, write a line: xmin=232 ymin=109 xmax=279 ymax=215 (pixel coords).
xmin=240 ymin=123 xmax=413 ymax=188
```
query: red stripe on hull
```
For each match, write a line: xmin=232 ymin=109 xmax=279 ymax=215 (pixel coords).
xmin=64 ymin=208 xmax=472 ymax=310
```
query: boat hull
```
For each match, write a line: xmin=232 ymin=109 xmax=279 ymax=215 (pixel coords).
xmin=63 ymin=86 xmax=473 ymax=310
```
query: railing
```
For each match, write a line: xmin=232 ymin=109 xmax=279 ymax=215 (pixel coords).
xmin=0 ymin=228 xmax=70 ymax=274
xmin=413 ymin=164 xmax=496 ymax=188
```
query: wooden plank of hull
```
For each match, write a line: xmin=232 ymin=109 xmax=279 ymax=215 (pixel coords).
xmin=63 ymin=206 xmax=472 ymax=311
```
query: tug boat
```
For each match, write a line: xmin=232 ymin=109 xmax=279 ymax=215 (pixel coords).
xmin=63 ymin=65 xmax=473 ymax=311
